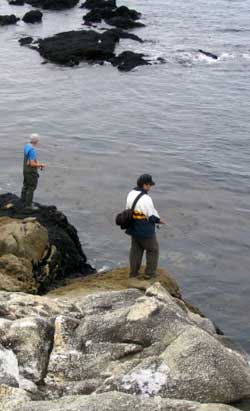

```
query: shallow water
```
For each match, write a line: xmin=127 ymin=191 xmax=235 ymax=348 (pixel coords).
xmin=0 ymin=0 xmax=250 ymax=354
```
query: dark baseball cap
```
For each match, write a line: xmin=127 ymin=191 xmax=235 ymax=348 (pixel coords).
xmin=137 ymin=174 xmax=155 ymax=187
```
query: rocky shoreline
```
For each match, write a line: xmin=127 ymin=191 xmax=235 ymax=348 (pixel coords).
xmin=1 ymin=0 xmax=162 ymax=71
xmin=0 ymin=193 xmax=249 ymax=410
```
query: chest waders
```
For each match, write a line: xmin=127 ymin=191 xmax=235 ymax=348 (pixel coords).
xmin=21 ymin=152 xmax=39 ymax=207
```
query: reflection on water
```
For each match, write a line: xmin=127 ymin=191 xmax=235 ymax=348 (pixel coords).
xmin=0 ymin=0 xmax=249 ymax=351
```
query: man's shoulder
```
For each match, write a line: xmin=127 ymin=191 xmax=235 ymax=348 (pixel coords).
xmin=24 ymin=144 xmax=37 ymax=158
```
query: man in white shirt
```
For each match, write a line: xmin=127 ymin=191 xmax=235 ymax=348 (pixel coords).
xmin=126 ymin=174 xmax=165 ymax=279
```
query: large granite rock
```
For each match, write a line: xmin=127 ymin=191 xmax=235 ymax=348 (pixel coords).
xmin=1 ymin=391 xmax=240 ymax=411
xmin=0 ymin=345 xmax=19 ymax=387
xmin=0 ymin=194 xmax=248 ymax=410
xmin=0 ymin=193 xmax=94 ymax=293
xmin=0 ymin=277 xmax=247 ymax=409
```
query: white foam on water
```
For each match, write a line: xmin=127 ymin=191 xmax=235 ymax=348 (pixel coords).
xmin=242 ymin=53 xmax=250 ymax=60
xmin=98 ymin=265 xmax=110 ymax=273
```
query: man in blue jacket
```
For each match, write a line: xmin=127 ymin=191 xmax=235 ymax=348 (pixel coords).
xmin=21 ymin=134 xmax=45 ymax=208
xmin=126 ymin=174 xmax=165 ymax=279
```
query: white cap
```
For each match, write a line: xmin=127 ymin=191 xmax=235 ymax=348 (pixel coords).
xmin=30 ymin=133 xmax=40 ymax=144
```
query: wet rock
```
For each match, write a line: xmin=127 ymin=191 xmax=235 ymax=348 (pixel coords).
xmin=37 ymin=29 xmax=118 ymax=66
xmin=83 ymin=7 xmax=113 ymax=23
xmin=111 ymin=51 xmax=149 ymax=72
xmin=83 ymin=9 xmax=103 ymax=23
xmin=36 ymin=28 xmax=145 ymax=70
xmin=105 ymin=16 xmax=145 ymax=29
xmin=22 ymin=10 xmax=43 ymax=23
xmin=9 ymin=0 xmax=25 ymax=5
xmin=83 ymin=5 xmax=141 ymax=25
xmin=109 ymin=28 xmax=143 ymax=43
xmin=198 ymin=49 xmax=218 ymax=60
xmin=80 ymin=0 xmax=116 ymax=10
xmin=0 ymin=193 xmax=95 ymax=293
xmin=19 ymin=37 xmax=34 ymax=46
xmin=0 ymin=15 xmax=20 ymax=26
xmin=114 ymin=6 xmax=141 ymax=21
xmin=25 ymin=0 xmax=79 ymax=10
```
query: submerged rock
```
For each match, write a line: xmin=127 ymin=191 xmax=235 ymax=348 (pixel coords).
xmin=25 ymin=0 xmax=79 ymax=10
xmin=111 ymin=51 xmax=149 ymax=72
xmin=0 ymin=15 xmax=20 ymax=26
xmin=80 ymin=0 xmax=116 ymax=9
xmin=22 ymin=10 xmax=43 ymax=23
xmin=0 ymin=193 xmax=95 ymax=293
xmin=105 ymin=16 xmax=145 ymax=29
xmin=19 ymin=37 xmax=34 ymax=46
xmin=83 ymin=5 xmax=141 ymax=25
xmin=198 ymin=49 xmax=218 ymax=60
xmin=9 ymin=0 xmax=25 ymax=5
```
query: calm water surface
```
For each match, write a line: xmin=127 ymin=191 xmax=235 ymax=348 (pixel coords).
xmin=0 ymin=0 xmax=250 ymax=353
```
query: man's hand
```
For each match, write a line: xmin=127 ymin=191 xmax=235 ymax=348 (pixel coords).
xmin=159 ymin=218 xmax=167 ymax=225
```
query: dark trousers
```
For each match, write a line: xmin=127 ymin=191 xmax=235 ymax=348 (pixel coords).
xmin=129 ymin=235 xmax=159 ymax=278
xmin=21 ymin=172 xmax=38 ymax=207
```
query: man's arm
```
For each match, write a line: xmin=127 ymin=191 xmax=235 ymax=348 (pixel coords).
xmin=143 ymin=196 xmax=166 ymax=225
xmin=29 ymin=159 xmax=45 ymax=169
xmin=28 ymin=147 xmax=45 ymax=169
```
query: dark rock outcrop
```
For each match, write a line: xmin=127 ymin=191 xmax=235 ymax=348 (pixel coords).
xmin=82 ymin=1 xmax=143 ymax=30
xmin=83 ymin=5 xmax=141 ymax=25
xmin=22 ymin=10 xmax=43 ymax=23
xmin=37 ymin=29 xmax=118 ymax=65
xmin=111 ymin=51 xmax=149 ymax=71
xmin=25 ymin=0 xmax=79 ymax=10
xmin=19 ymin=36 xmax=34 ymax=46
xmin=83 ymin=7 xmax=112 ymax=23
xmin=80 ymin=0 xmax=116 ymax=9
xmin=105 ymin=16 xmax=145 ymax=29
xmin=109 ymin=28 xmax=143 ymax=43
xmin=0 ymin=193 xmax=95 ymax=293
xmin=9 ymin=0 xmax=25 ymax=5
xmin=36 ymin=29 xmax=144 ymax=70
xmin=198 ymin=49 xmax=218 ymax=60
xmin=0 ymin=14 xmax=20 ymax=26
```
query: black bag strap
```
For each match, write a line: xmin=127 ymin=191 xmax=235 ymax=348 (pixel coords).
xmin=131 ymin=192 xmax=145 ymax=211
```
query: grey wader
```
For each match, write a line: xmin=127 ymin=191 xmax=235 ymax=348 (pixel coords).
xmin=21 ymin=152 xmax=39 ymax=207
xmin=129 ymin=235 xmax=159 ymax=278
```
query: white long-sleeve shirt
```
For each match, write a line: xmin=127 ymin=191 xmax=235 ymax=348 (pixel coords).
xmin=126 ymin=189 xmax=160 ymax=219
